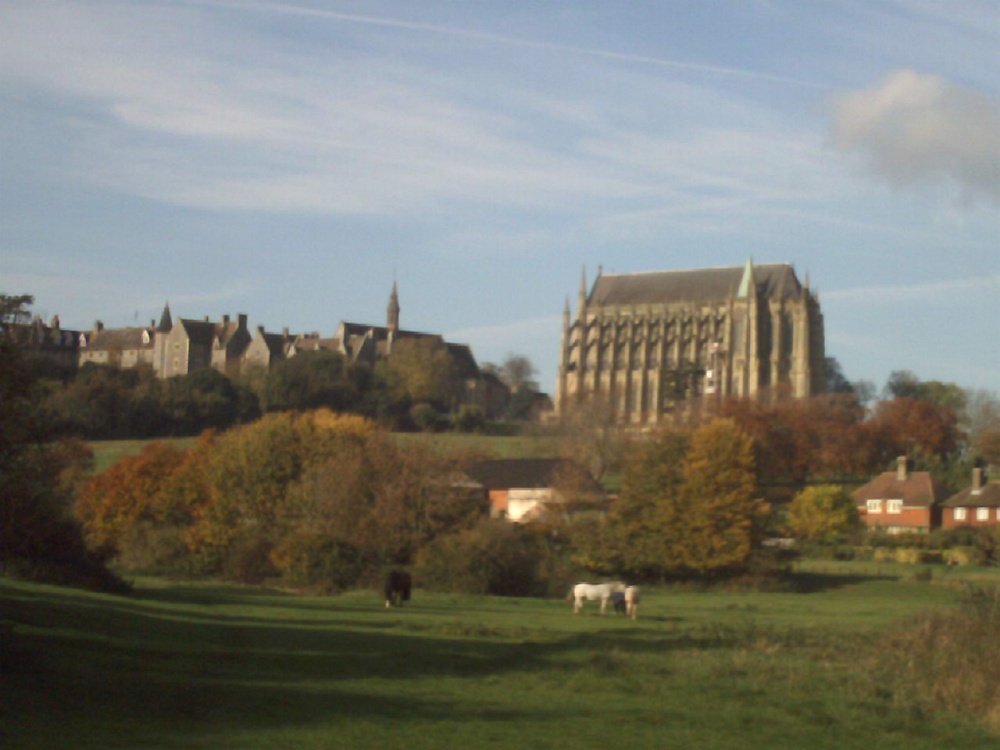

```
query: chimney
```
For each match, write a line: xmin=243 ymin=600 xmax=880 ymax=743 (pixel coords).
xmin=238 ymin=313 xmax=248 ymax=329
xmin=223 ymin=314 xmax=230 ymax=325
xmin=896 ymin=456 xmax=911 ymax=481
xmin=93 ymin=320 xmax=104 ymax=335
xmin=283 ymin=327 xmax=289 ymax=339
xmin=972 ymin=467 xmax=985 ymax=493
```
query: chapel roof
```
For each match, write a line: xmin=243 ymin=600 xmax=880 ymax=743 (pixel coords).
xmin=587 ymin=262 xmax=803 ymax=308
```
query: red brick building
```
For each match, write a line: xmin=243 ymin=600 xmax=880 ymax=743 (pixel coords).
xmin=940 ymin=468 xmax=1000 ymax=529
xmin=853 ymin=456 xmax=948 ymax=535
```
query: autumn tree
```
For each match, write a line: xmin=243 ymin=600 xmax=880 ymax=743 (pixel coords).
xmin=75 ymin=442 xmax=187 ymax=556
xmin=677 ymin=419 xmax=767 ymax=576
xmin=785 ymin=485 xmax=860 ymax=542
xmin=591 ymin=429 xmax=691 ymax=579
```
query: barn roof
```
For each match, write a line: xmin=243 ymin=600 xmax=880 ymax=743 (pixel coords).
xmin=464 ymin=458 xmax=603 ymax=494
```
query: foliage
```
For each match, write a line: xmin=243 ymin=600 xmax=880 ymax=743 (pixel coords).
xmin=375 ymin=337 xmax=460 ymax=415
xmin=679 ymin=419 xmax=767 ymax=575
xmin=0 ymin=294 xmax=126 ymax=592
xmin=786 ymin=485 xmax=861 ymax=542
xmin=587 ymin=419 xmax=767 ymax=581
xmin=263 ymin=350 xmax=363 ymax=413
xmin=415 ymin=519 xmax=554 ymax=596
xmin=76 ymin=441 xmax=188 ymax=555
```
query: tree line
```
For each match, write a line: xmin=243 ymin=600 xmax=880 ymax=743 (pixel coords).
xmin=4 ymin=293 xmax=999 ymax=594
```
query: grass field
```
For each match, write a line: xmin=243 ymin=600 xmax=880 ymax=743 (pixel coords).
xmin=3 ymin=567 xmax=998 ymax=749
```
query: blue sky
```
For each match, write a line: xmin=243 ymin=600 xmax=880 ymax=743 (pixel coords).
xmin=2 ymin=0 xmax=997 ymax=394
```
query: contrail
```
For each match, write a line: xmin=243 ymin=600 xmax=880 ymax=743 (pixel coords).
xmin=193 ymin=0 xmax=826 ymax=89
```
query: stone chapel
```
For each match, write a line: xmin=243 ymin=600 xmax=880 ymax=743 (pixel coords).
xmin=555 ymin=259 xmax=826 ymax=425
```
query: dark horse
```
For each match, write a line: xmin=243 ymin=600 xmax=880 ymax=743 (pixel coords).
xmin=383 ymin=570 xmax=412 ymax=608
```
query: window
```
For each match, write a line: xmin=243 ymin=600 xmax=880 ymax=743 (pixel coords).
xmin=867 ymin=499 xmax=882 ymax=514
xmin=954 ymin=507 xmax=968 ymax=521
xmin=887 ymin=500 xmax=902 ymax=514
xmin=977 ymin=507 xmax=990 ymax=522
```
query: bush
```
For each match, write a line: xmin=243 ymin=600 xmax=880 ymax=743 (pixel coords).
xmin=415 ymin=520 xmax=553 ymax=597
xmin=944 ymin=546 xmax=986 ymax=567
xmin=115 ymin=522 xmax=194 ymax=574
xmin=269 ymin=530 xmax=371 ymax=593
xmin=221 ymin=535 xmax=278 ymax=584
xmin=874 ymin=586 xmax=1000 ymax=733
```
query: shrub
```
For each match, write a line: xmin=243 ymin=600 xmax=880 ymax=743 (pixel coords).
xmin=269 ymin=530 xmax=370 ymax=593
xmin=221 ymin=535 xmax=278 ymax=585
xmin=874 ymin=586 xmax=1000 ymax=734
xmin=944 ymin=546 xmax=986 ymax=567
xmin=115 ymin=522 xmax=194 ymax=574
xmin=415 ymin=520 xmax=552 ymax=597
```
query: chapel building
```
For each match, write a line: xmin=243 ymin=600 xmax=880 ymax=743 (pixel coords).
xmin=555 ymin=259 xmax=825 ymax=425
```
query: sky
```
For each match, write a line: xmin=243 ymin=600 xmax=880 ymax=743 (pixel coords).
xmin=2 ymin=0 xmax=997 ymax=396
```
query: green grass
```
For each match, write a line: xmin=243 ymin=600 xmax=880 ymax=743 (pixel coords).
xmin=3 ymin=570 xmax=997 ymax=749
xmin=89 ymin=437 xmax=197 ymax=474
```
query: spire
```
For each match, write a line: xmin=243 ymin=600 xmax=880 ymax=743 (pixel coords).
xmin=387 ymin=280 xmax=400 ymax=334
xmin=578 ymin=266 xmax=588 ymax=313
xmin=737 ymin=257 xmax=757 ymax=299
xmin=158 ymin=302 xmax=173 ymax=332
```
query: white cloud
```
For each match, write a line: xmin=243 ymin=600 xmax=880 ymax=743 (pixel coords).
xmin=830 ymin=69 xmax=1000 ymax=203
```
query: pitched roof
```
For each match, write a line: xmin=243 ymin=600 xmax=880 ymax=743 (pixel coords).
xmin=85 ymin=326 xmax=155 ymax=351
xmin=852 ymin=471 xmax=949 ymax=508
xmin=941 ymin=481 xmax=1000 ymax=508
xmin=587 ymin=263 xmax=803 ymax=308
xmin=464 ymin=458 xmax=603 ymax=494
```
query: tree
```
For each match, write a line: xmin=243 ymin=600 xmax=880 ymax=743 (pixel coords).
xmin=0 ymin=294 xmax=124 ymax=591
xmin=864 ymin=396 xmax=962 ymax=466
xmin=374 ymin=338 xmax=461 ymax=423
xmin=592 ymin=429 xmax=691 ymax=579
xmin=677 ymin=419 xmax=767 ymax=576
xmin=265 ymin=350 xmax=360 ymax=413
xmin=785 ymin=485 xmax=860 ymax=542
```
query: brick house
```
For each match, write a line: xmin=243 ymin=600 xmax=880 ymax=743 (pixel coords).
xmin=463 ymin=458 xmax=607 ymax=522
xmin=853 ymin=456 xmax=948 ymax=534
xmin=940 ymin=467 xmax=1000 ymax=529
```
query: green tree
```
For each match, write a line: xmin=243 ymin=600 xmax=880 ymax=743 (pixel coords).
xmin=0 ymin=294 xmax=123 ymax=590
xmin=676 ymin=419 xmax=766 ymax=576
xmin=594 ymin=429 xmax=690 ymax=579
xmin=785 ymin=485 xmax=860 ymax=542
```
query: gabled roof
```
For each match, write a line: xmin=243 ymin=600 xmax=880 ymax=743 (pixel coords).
xmin=941 ymin=482 xmax=1000 ymax=508
xmin=587 ymin=263 xmax=803 ymax=308
xmin=464 ymin=458 xmax=603 ymax=495
xmin=85 ymin=326 xmax=155 ymax=351
xmin=177 ymin=318 xmax=217 ymax=347
xmin=852 ymin=471 xmax=949 ymax=508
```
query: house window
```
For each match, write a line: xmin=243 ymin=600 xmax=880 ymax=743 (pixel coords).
xmin=954 ymin=507 xmax=968 ymax=521
xmin=867 ymin=499 xmax=882 ymax=514
xmin=977 ymin=507 xmax=990 ymax=522
xmin=887 ymin=500 xmax=902 ymax=514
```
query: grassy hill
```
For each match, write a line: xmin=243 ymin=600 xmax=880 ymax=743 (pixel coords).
xmin=3 ymin=566 xmax=998 ymax=749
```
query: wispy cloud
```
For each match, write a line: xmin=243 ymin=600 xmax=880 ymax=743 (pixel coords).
xmin=824 ymin=275 xmax=1000 ymax=304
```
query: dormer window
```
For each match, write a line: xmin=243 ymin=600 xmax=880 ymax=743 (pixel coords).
xmin=887 ymin=500 xmax=902 ymax=514
xmin=142 ymin=330 xmax=151 ymax=345
xmin=867 ymin=499 xmax=882 ymax=514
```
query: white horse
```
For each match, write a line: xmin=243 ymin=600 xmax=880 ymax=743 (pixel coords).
xmin=573 ymin=582 xmax=626 ymax=614
xmin=624 ymin=585 xmax=640 ymax=620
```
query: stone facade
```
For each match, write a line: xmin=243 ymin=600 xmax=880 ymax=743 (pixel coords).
xmin=556 ymin=259 xmax=825 ymax=425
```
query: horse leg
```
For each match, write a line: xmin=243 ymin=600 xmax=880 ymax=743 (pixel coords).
xmin=600 ymin=597 xmax=607 ymax=615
